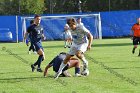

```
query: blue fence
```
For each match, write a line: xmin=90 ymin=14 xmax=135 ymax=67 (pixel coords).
xmin=0 ymin=10 xmax=140 ymax=42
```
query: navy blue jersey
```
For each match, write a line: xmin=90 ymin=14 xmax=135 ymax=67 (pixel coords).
xmin=27 ymin=24 xmax=43 ymax=43
xmin=49 ymin=53 xmax=68 ymax=72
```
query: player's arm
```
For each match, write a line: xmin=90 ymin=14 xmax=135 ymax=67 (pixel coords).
xmin=44 ymin=63 xmax=52 ymax=77
xmin=130 ymin=25 xmax=135 ymax=39
xmin=24 ymin=26 xmax=31 ymax=42
xmin=44 ymin=57 xmax=56 ymax=77
xmin=81 ymin=25 xmax=93 ymax=50
xmin=24 ymin=32 xmax=29 ymax=42
xmin=87 ymin=32 xmax=93 ymax=50
xmin=41 ymin=28 xmax=46 ymax=40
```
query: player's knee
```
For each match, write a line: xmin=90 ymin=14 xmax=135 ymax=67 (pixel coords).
xmin=76 ymin=61 xmax=80 ymax=67
xmin=134 ymin=45 xmax=137 ymax=48
xmin=38 ymin=49 xmax=44 ymax=55
xmin=76 ymin=51 xmax=82 ymax=58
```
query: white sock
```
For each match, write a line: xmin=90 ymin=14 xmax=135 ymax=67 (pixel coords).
xmin=81 ymin=57 xmax=88 ymax=69
xmin=64 ymin=41 xmax=67 ymax=47
xmin=58 ymin=62 xmax=67 ymax=73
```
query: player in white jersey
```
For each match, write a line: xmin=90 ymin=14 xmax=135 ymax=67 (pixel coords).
xmin=54 ymin=18 xmax=93 ymax=79
xmin=76 ymin=17 xmax=84 ymax=26
xmin=63 ymin=24 xmax=72 ymax=48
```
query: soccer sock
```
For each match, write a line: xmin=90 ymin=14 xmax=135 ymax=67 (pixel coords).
xmin=33 ymin=61 xmax=38 ymax=66
xmin=133 ymin=47 xmax=136 ymax=51
xmin=37 ymin=55 xmax=43 ymax=68
xmin=75 ymin=67 xmax=80 ymax=74
xmin=58 ymin=62 xmax=67 ymax=73
xmin=64 ymin=41 xmax=67 ymax=47
xmin=81 ymin=57 xmax=88 ymax=69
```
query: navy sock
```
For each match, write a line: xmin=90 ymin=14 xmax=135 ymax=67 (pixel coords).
xmin=37 ymin=55 xmax=43 ymax=68
xmin=75 ymin=67 xmax=80 ymax=74
xmin=33 ymin=61 xmax=38 ymax=66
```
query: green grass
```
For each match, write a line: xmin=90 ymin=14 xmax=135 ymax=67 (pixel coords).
xmin=0 ymin=38 xmax=139 ymax=93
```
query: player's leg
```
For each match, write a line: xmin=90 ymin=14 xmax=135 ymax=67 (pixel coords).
xmin=138 ymin=38 xmax=140 ymax=56
xmin=64 ymin=39 xmax=67 ymax=48
xmin=67 ymin=39 xmax=72 ymax=48
xmin=54 ymin=44 xmax=76 ymax=79
xmin=138 ymin=49 xmax=140 ymax=56
xmin=76 ymin=43 xmax=89 ymax=71
xmin=54 ymin=54 xmax=72 ymax=79
xmin=76 ymin=51 xmax=88 ymax=70
xmin=132 ymin=37 xmax=138 ymax=54
xmin=31 ymin=42 xmax=45 ymax=72
xmin=30 ymin=42 xmax=35 ymax=52
xmin=37 ymin=48 xmax=45 ymax=72
xmin=68 ymin=59 xmax=81 ymax=76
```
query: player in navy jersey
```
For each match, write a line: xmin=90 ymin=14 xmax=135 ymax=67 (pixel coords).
xmin=25 ymin=20 xmax=36 ymax=54
xmin=24 ymin=15 xmax=45 ymax=72
xmin=54 ymin=18 xmax=93 ymax=79
xmin=44 ymin=52 xmax=81 ymax=77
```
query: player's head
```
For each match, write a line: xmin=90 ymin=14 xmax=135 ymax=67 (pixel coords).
xmin=34 ymin=14 xmax=41 ymax=25
xmin=30 ymin=20 xmax=34 ymax=25
xmin=67 ymin=18 xmax=76 ymax=30
xmin=64 ymin=24 xmax=69 ymax=30
xmin=77 ymin=17 xmax=81 ymax=23
xmin=137 ymin=17 xmax=140 ymax=24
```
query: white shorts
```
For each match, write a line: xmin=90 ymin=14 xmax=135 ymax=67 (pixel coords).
xmin=65 ymin=34 xmax=72 ymax=40
xmin=68 ymin=42 xmax=88 ymax=55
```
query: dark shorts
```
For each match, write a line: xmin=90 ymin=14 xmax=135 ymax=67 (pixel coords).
xmin=33 ymin=41 xmax=44 ymax=52
xmin=53 ymin=63 xmax=69 ymax=73
xmin=133 ymin=37 xmax=140 ymax=45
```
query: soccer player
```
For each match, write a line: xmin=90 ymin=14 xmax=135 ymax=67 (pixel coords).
xmin=131 ymin=17 xmax=140 ymax=56
xmin=63 ymin=24 xmax=72 ymax=48
xmin=76 ymin=17 xmax=84 ymax=26
xmin=25 ymin=20 xmax=36 ymax=54
xmin=54 ymin=18 xmax=93 ymax=79
xmin=44 ymin=52 xmax=81 ymax=77
xmin=24 ymin=15 xmax=45 ymax=72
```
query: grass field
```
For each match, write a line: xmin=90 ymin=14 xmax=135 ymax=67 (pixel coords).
xmin=0 ymin=38 xmax=139 ymax=93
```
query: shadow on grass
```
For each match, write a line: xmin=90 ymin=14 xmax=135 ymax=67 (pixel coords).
xmin=111 ymin=67 xmax=140 ymax=69
xmin=0 ymin=71 xmax=31 ymax=75
xmin=92 ymin=43 xmax=132 ymax=47
xmin=0 ymin=75 xmax=54 ymax=83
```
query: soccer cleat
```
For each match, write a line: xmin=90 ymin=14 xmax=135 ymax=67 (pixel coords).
xmin=75 ymin=73 xmax=82 ymax=77
xmin=63 ymin=71 xmax=72 ymax=77
xmin=31 ymin=64 xmax=35 ymax=72
xmin=67 ymin=46 xmax=71 ymax=48
xmin=54 ymin=71 xmax=62 ymax=79
xmin=37 ymin=68 xmax=43 ymax=72
xmin=138 ymin=54 xmax=140 ymax=57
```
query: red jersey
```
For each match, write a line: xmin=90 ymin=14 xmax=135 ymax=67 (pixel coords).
xmin=131 ymin=23 xmax=140 ymax=37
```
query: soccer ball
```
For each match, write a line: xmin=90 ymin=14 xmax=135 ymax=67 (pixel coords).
xmin=81 ymin=69 xmax=89 ymax=76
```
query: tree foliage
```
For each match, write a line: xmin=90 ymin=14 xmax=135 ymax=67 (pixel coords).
xmin=0 ymin=0 xmax=45 ymax=15
xmin=0 ymin=0 xmax=139 ymax=15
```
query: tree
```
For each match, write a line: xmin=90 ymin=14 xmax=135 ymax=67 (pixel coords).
xmin=0 ymin=0 xmax=45 ymax=15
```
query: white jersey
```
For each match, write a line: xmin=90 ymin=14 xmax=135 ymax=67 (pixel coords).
xmin=71 ymin=24 xmax=90 ymax=45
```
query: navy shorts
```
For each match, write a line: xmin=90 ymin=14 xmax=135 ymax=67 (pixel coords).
xmin=53 ymin=63 xmax=69 ymax=73
xmin=33 ymin=41 xmax=44 ymax=52
xmin=133 ymin=37 xmax=140 ymax=45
